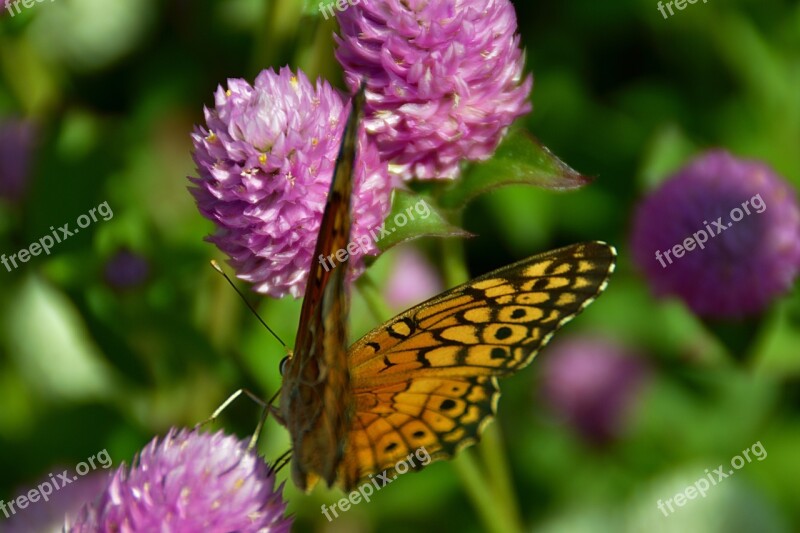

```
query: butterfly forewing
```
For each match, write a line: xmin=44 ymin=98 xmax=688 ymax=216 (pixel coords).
xmin=336 ymin=241 xmax=616 ymax=489
xmin=279 ymin=91 xmax=364 ymax=491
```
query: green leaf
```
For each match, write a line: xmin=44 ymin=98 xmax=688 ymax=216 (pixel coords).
xmin=438 ymin=130 xmax=591 ymax=209
xmin=2 ymin=275 xmax=119 ymax=401
xmin=374 ymin=190 xmax=471 ymax=252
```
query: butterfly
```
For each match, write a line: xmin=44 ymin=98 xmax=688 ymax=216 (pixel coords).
xmin=277 ymin=90 xmax=616 ymax=492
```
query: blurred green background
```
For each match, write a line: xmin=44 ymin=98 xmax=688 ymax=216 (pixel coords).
xmin=1 ymin=0 xmax=799 ymax=532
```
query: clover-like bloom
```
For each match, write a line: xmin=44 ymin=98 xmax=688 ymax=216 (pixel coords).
xmin=69 ymin=429 xmax=291 ymax=532
xmin=2 ymin=471 xmax=109 ymax=533
xmin=631 ymin=150 xmax=800 ymax=319
xmin=385 ymin=246 xmax=443 ymax=312
xmin=540 ymin=336 xmax=649 ymax=445
xmin=190 ymin=67 xmax=392 ymax=298
xmin=0 ymin=118 xmax=37 ymax=203
xmin=104 ymin=249 xmax=150 ymax=289
xmin=335 ymin=0 xmax=533 ymax=180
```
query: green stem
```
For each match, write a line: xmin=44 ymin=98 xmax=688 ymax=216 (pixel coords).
xmin=439 ymin=229 xmax=523 ymax=532
xmin=452 ymin=449 xmax=521 ymax=533
xmin=252 ymin=0 xmax=303 ymax=75
xmin=441 ymin=226 xmax=470 ymax=287
xmin=481 ymin=423 xmax=524 ymax=531
xmin=356 ymin=274 xmax=392 ymax=323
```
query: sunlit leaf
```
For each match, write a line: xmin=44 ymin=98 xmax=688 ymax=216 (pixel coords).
xmin=374 ymin=190 xmax=471 ymax=252
xmin=438 ymin=130 xmax=591 ymax=209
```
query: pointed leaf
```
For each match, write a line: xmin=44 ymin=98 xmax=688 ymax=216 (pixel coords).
xmin=375 ymin=190 xmax=471 ymax=252
xmin=439 ymin=130 xmax=591 ymax=209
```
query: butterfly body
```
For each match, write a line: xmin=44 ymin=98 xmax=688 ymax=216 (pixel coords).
xmin=278 ymin=93 xmax=359 ymax=491
xmin=278 ymin=92 xmax=616 ymax=492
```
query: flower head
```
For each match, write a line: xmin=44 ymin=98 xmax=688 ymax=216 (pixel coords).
xmin=631 ymin=150 xmax=800 ymax=319
xmin=69 ymin=429 xmax=291 ymax=533
xmin=190 ymin=67 xmax=392 ymax=298
xmin=0 ymin=118 xmax=37 ymax=203
xmin=385 ymin=246 xmax=443 ymax=312
xmin=540 ymin=336 xmax=649 ymax=445
xmin=104 ymin=249 xmax=150 ymax=289
xmin=3 ymin=471 xmax=110 ymax=533
xmin=335 ymin=0 xmax=533 ymax=180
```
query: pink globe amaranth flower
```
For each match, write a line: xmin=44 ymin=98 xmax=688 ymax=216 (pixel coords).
xmin=2 ymin=470 xmax=110 ymax=533
xmin=335 ymin=0 xmax=533 ymax=180
xmin=631 ymin=150 xmax=800 ymax=319
xmin=0 ymin=118 xmax=37 ymax=203
xmin=190 ymin=67 xmax=392 ymax=298
xmin=104 ymin=249 xmax=150 ymax=289
xmin=69 ymin=429 xmax=291 ymax=533
xmin=540 ymin=336 xmax=650 ymax=445
xmin=385 ymin=246 xmax=443 ymax=312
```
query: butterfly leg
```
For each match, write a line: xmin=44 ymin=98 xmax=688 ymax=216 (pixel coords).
xmin=245 ymin=388 xmax=284 ymax=451
xmin=195 ymin=388 xmax=281 ymax=451
xmin=269 ymin=448 xmax=293 ymax=475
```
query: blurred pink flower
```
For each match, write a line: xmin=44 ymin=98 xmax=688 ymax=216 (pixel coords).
xmin=539 ymin=335 xmax=650 ymax=445
xmin=3 ymin=470 xmax=110 ymax=533
xmin=0 ymin=118 xmax=37 ymax=204
xmin=385 ymin=246 xmax=443 ymax=311
xmin=631 ymin=150 xmax=800 ymax=319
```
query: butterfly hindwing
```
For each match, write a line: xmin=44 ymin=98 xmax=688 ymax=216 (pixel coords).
xmin=337 ymin=242 xmax=616 ymax=488
xmin=338 ymin=375 xmax=500 ymax=489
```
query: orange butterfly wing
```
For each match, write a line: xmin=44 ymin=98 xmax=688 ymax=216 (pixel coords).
xmin=274 ymin=91 xmax=616 ymax=494
xmin=336 ymin=242 xmax=616 ymax=490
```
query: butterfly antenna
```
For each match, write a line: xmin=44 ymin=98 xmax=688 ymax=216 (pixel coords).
xmin=210 ymin=260 xmax=288 ymax=350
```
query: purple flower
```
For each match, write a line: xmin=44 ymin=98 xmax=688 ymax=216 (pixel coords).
xmin=0 ymin=118 xmax=37 ymax=204
xmin=2 ymin=471 xmax=110 ymax=533
xmin=540 ymin=336 xmax=649 ymax=445
xmin=189 ymin=67 xmax=392 ymax=298
xmin=104 ymin=249 xmax=150 ymax=289
xmin=335 ymin=0 xmax=533 ymax=180
xmin=385 ymin=246 xmax=443 ymax=311
xmin=69 ymin=429 xmax=291 ymax=533
xmin=631 ymin=150 xmax=800 ymax=319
